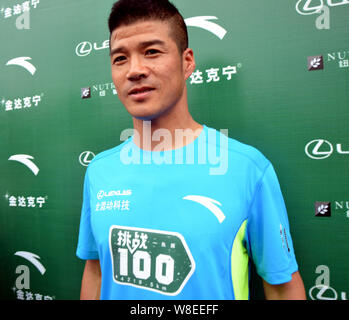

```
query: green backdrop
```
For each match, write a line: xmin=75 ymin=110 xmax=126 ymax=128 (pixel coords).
xmin=1 ymin=0 xmax=348 ymax=300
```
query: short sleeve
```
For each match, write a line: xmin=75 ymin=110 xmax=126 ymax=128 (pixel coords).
xmin=246 ymin=163 xmax=298 ymax=285
xmin=76 ymin=169 xmax=99 ymax=260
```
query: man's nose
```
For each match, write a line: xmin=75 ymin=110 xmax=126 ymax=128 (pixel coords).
xmin=126 ymin=56 xmax=149 ymax=81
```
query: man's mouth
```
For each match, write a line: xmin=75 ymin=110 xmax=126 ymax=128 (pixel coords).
xmin=129 ymin=87 xmax=155 ymax=96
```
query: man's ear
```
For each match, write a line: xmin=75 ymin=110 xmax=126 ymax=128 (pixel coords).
xmin=182 ymin=48 xmax=196 ymax=80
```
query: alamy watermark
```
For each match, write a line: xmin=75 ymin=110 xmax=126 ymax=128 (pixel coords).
xmin=315 ymin=5 xmax=330 ymax=30
xmin=1 ymin=0 xmax=41 ymax=30
xmin=15 ymin=10 xmax=30 ymax=30
xmin=119 ymin=121 xmax=229 ymax=175
xmin=296 ymin=0 xmax=349 ymax=30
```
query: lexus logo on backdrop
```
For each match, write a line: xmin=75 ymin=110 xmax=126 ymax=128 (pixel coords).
xmin=75 ymin=40 xmax=110 ymax=57
xmin=305 ymin=139 xmax=349 ymax=159
xmin=79 ymin=151 xmax=95 ymax=166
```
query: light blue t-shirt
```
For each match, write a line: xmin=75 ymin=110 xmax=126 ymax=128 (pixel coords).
xmin=76 ymin=125 xmax=298 ymax=300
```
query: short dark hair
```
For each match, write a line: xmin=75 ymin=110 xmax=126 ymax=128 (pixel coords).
xmin=108 ymin=0 xmax=188 ymax=53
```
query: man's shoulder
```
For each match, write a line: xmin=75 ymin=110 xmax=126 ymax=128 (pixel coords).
xmin=206 ymin=126 xmax=270 ymax=172
xmin=228 ymin=136 xmax=270 ymax=171
xmin=87 ymin=138 xmax=131 ymax=169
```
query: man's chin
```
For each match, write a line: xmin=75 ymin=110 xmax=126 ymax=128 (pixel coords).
xmin=128 ymin=106 xmax=165 ymax=122
xmin=132 ymin=114 xmax=157 ymax=121
xmin=126 ymin=101 xmax=175 ymax=122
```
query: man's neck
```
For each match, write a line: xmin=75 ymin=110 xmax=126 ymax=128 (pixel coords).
xmin=132 ymin=113 xmax=203 ymax=151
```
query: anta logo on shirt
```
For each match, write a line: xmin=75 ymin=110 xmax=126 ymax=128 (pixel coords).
xmin=183 ymin=195 xmax=226 ymax=223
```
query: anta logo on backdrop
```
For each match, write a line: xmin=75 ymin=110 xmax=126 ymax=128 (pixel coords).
xmin=8 ymin=154 xmax=39 ymax=175
xmin=13 ymin=251 xmax=55 ymax=300
xmin=305 ymin=139 xmax=349 ymax=159
xmin=75 ymin=16 xmax=227 ymax=57
xmin=6 ymin=154 xmax=48 ymax=209
xmin=5 ymin=57 xmax=36 ymax=75
xmin=2 ymin=56 xmax=44 ymax=113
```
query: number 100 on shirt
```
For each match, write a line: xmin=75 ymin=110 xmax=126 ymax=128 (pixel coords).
xmin=109 ymin=225 xmax=196 ymax=295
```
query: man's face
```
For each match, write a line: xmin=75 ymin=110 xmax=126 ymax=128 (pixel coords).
xmin=110 ymin=20 xmax=195 ymax=120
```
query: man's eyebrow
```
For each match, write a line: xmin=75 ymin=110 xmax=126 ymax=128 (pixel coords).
xmin=139 ymin=39 xmax=166 ymax=49
xmin=109 ymin=46 xmax=125 ymax=57
xmin=109 ymin=39 xmax=166 ymax=57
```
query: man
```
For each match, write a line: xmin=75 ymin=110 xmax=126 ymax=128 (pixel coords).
xmin=76 ymin=0 xmax=306 ymax=300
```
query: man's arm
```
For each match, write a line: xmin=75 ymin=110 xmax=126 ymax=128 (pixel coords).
xmin=80 ymin=259 xmax=101 ymax=300
xmin=263 ymin=271 xmax=306 ymax=300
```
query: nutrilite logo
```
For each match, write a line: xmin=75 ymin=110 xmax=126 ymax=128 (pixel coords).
xmin=81 ymin=87 xmax=91 ymax=99
xmin=327 ymin=50 xmax=349 ymax=69
xmin=81 ymin=82 xmax=117 ymax=99
xmin=308 ymin=55 xmax=324 ymax=71
xmin=315 ymin=202 xmax=331 ymax=217
xmin=315 ymin=201 xmax=349 ymax=218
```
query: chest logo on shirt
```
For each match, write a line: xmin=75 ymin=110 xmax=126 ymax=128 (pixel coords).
xmin=109 ymin=225 xmax=195 ymax=296
xmin=183 ymin=195 xmax=226 ymax=223
xmin=95 ymin=189 xmax=132 ymax=213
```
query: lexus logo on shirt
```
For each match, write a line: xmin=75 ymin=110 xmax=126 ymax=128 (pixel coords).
xmin=305 ymin=139 xmax=349 ymax=159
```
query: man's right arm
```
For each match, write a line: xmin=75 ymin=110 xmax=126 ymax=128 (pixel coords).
xmin=80 ymin=259 xmax=101 ymax=300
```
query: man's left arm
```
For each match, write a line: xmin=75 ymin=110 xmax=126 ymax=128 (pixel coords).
xmin=262 ymin=271 xmax=306 ymax=300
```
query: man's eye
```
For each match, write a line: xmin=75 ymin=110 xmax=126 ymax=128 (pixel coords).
xmin=113 ymin=56 xmax=126 ymax=64
xmin=145 ymin=49 xmax=159 ymax=56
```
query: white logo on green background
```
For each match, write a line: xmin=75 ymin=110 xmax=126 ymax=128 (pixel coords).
xmin=109 ymin=226 xmax=195 ymax=295
xmin=184 ymin=16 xmax=227 ymax=40
xmin=8 ymin=154 xmax=39 ymax=176
xmin=6 ymin=57 xmax=36 ymax=75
